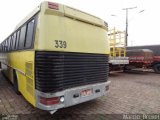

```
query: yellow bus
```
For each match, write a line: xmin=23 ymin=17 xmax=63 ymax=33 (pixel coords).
xmin=0 ymin=1 xmax=110 ymax=114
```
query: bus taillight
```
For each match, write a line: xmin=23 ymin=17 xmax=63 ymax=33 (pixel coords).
xmin=48 ymin=2 xmax=59 ymax=10
xmin=40 ymin=96 xmax=60 ymax=105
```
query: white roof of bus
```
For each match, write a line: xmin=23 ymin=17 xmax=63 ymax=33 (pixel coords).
xmin=15 ymin=1 xmax=107 ymax=31
xmin=15 ymin=5 xmax=40 ymax=30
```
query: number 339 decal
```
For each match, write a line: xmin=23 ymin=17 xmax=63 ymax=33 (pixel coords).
xmin=54 ymin=40 xmax=67 ymax=48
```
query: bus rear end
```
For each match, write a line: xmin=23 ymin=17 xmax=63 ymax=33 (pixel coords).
xmin=35 ymin=2 xmax=110 ymax=113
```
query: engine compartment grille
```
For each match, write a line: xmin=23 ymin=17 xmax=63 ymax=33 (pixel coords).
xmin=35 ymin=51 xmax=109 ymax=93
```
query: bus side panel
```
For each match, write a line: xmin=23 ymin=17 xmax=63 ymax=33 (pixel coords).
xmin=0 ymin=53 xmax=14 ymax=83
xmin=9 ymin=51 xmax=36 ymax=106
xmin=5 ymin=66 xmax=14 ymax=83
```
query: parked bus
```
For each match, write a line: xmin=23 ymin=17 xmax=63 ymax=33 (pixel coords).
xmin=0 ymin=1 xmax=110 ymax=114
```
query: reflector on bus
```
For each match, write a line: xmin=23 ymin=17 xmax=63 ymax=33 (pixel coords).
xmin=48 ymin=2 xmax=59 ymax=10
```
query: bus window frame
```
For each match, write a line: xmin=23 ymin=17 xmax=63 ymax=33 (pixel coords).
xmin=0 ymin=13 xmax=39 ymax=52
xmin=24 ymin=19 xmax=35 ymax=49
xmin=12 ymin=32 xmax=17 ymax=50
xmin=18 ymin=24 xmax=27 ymax=50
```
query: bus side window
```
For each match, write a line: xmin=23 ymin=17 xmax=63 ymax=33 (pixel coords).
xmin=15 ymin=30 xmax=20 ymax=50
xmin=12 ymin=32 xmax=17 ymax=50
xmin=3 ymin=42 xmax=5 ymax=52
xmin=2 ymin=42 xmax=4 ymax=52
xmin=10 ymin=35 xmax=14 ymax=51
xmin=7 ymin=38 xmax=9 ymax=52
xmin=6 ymin=39 xmax=9 ymax=52
xmin=3 ymin=41 xmax=5 ymax=52
xmin=18 ymin=25 xmax=27 ymax=50
xmin=9 ymin=36 xmax=12 ymax=51
xmin=2 ymin=43 xmax=4 ymax=52
xmin=0 ymin=45 xmax=1 ymax=52
xmin=25 ymin=19 xmax=35 ymax=49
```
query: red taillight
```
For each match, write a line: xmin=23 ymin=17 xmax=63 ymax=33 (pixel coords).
xmin=48 ymin=2 xmax=59 ymax=10
xmin=40 ymin=96 xmax=60 ymax=105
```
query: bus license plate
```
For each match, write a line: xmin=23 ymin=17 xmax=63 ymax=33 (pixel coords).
xmin=81 ymin=89 xmax=93 ymax=97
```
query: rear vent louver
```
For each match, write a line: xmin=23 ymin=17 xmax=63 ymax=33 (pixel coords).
xmin=35 ymin=52 xmax=109 ymax=93
xmin=25 ymin=62 xmax=34 ymax=96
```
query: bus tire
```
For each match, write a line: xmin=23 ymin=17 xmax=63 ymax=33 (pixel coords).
xmin=153 ymin=64 xmax=160 ymax=74
xmin=13 ymin=70 xmax=20 ymax=95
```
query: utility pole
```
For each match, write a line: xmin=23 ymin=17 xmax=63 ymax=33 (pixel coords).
xmin=122 ymin=7 xmax=137 ymax=46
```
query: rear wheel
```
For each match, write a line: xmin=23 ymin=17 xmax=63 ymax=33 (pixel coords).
xmin=153 ymin=64 xmax=160 ymax=74
xmin=13 ymin=70 xmax=20 ymax=94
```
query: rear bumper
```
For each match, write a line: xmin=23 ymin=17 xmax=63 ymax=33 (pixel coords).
xmin=36 ymin=81 xmax=111 ymax=111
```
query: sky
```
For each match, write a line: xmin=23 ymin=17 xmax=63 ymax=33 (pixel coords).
xmin=0 ymin=0 xmax=160 ymax=46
